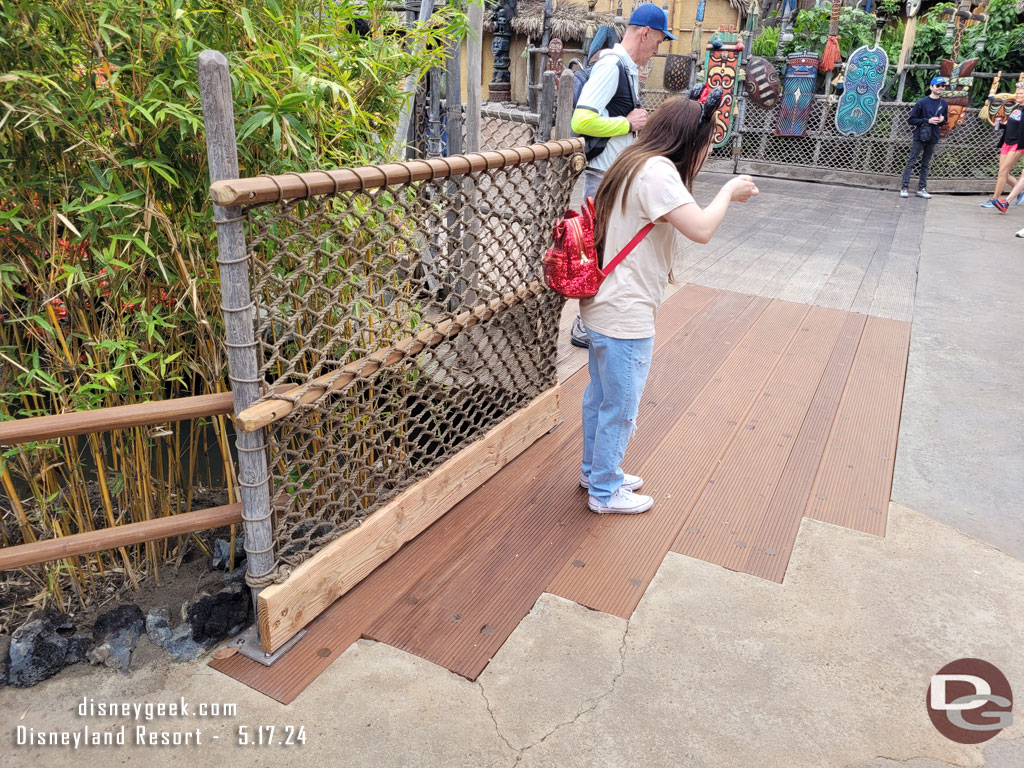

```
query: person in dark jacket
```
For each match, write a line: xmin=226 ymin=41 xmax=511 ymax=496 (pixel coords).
xmin=900 ymin=77 xmax=949 ymax=199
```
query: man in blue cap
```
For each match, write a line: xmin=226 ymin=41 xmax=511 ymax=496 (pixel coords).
xmin=899 ymin=76 xmax=949 ymax=199
xmin=568 ymin=3 xmax=675 ymax=348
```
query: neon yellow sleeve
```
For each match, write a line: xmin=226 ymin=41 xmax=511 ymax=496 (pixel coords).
xmin=570 ymin=108 xmax=631 ymax=138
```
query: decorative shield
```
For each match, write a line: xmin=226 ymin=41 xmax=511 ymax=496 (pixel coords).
xmin=703 ymin=29 xmax=744 ymax=148
xmin=776 ymin=52 xmax=819 ymax=137
xmin=743 ymin=56 xmax=781 ymax=109
xmin=663 ymin=54 xmax=693 ymax=93
xmin=835 ymin=45 xmax=888 ymax=136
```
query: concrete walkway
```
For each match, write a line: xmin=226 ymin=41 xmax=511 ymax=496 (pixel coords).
xmin=3 ymin=181 xmax=1021 ymax=768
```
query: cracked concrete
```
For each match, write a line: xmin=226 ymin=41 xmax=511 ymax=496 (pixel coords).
xmin=3 ymin=502 xmax=1020 ymax=768
xmin=475 ymin=596 xmax=631 ymax=759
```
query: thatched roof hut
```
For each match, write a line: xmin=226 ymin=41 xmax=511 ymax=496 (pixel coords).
xmin=484 ymin=0 xmax=747 ymax=40
xmin=484 ymin=0 xmax=620 ymax=42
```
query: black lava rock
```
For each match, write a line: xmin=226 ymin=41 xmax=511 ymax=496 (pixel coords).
xmin=88 ymin=604 xmax=145 ymax=675
xmin=7 ymin=610 xmax=76 ymax=687
xmin=211 ymin=532 xmax=246 ymax=570
xmin=146 ymin=607 xmax=206 ymax=663
xmin=187 ymin=585 xmax=250 ymax=644
xmin=0 ymin=635 xmax=11 ymax=687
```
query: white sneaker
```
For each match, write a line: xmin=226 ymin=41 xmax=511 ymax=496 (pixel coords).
xmin=1016 ymin=227 xmax=1024 ymax=238
xmin=588 ymin=488 xmax=654 ymax=515
xmin=899 ymin=188 xmax=909 ymax=198
xmin=580 ymin=471 xmax=644 ymax=492
xmin=916 ymin=189 xmax=932 ymax=199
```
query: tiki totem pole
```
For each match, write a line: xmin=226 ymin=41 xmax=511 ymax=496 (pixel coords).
xmin=489 ymin=0 xmax=515 ymax=102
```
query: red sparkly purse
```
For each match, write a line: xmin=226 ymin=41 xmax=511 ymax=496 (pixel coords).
xmin=543 ymin=197 xmax=654 ymax=299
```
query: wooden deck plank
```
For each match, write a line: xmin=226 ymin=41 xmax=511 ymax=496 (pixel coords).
xmin=213 ymin=283 xmax=719 ymax=695
xmin=212 ymin=284 xmax=910 ymax=697
xmin=363 ymin=284 xmax=722 ymax=679
xmin=549 ymin=299 xmax=808 ymax=619
xmin=741 ymin=312 xmax=867 ymax=582
xmin=546 ymin=292 xmax=770 ymax=613
xmin=672 ymin=306 xmax=848 ymax=572
xmin=804 ymin=316 xmax=911 ymax=535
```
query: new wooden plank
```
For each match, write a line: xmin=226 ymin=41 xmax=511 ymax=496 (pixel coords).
xmin=363 ymin=285 xmax=724 ymax=679
xmin=212 ymin=283 xmax=720 ymax=696
xmin=210 ymin=514 xmax=447 ymax=703
xmin=805 ymin=316 xmax=912 ymax=535
xmin=257 ymin=384 xmax=561 ymax=652
xmin=550 ymin=299 xmax=808 ymax=619
xmin=672 ymin=306 xmax=848 ymax=572
xmin=546 ymin=292 xmax=769 ymax=609
xmin=0 ymin=504 xmax=242 ymax=571
xmin=741 ymin=312 xmax=867 ymax=582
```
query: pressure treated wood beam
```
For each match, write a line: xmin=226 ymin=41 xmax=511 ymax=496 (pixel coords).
xmin=255 ymin=385 xmax=561 ymax=653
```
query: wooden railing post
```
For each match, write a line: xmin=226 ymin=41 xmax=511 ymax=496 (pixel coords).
xmin=197 ymin=51 xmax=276 ymax=625
xmin=536 ymin=70 xmax=557 ymax=143
xmin=555 ymin=69 xmax=575 ymax=140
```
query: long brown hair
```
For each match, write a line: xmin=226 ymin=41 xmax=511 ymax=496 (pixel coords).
xmin=593 ymin=97 xmax=714 ymax=258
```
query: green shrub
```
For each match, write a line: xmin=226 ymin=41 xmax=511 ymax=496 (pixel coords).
xmin=0 ymin=0 xmax=466 ymax=607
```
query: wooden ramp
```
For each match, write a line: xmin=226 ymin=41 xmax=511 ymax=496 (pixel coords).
xmin=211 ymin=284 xmax=910 ymax=702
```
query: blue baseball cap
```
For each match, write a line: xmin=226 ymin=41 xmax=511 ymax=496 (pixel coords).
xmin=930 ymin=76 xmax=948 ymax=87
xmin=628 ymin=4 xmax=677 ymax=40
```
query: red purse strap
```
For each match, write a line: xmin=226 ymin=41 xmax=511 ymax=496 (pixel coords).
xmin=599 ymin=222 xmax=655 ymax=278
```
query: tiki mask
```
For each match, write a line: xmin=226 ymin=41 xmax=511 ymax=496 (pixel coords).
xmin=937 ymin=57 xmax=977 ymax=137
xmin=981 ymin=94 xmax=1018 ymax=126
xmin=547 ymin=38 xmax=563 ymax=72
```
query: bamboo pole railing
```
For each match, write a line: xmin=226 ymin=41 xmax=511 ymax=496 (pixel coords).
xmin=0 ymin=391 xmax=237 ymax=446
xmin=0 ymin=504 xmax=243 ymax=571
xmin=208 ymin=139 xmax=583 ymax=207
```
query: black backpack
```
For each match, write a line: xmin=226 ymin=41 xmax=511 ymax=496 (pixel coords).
xmin=572 ymin=56 xmax=639 ymax=162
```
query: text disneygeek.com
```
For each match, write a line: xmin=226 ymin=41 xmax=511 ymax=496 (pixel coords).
xmin=13 ymin=696 xmax=306 ymax=748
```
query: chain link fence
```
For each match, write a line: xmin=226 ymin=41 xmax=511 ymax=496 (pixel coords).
xmin=641 ymin=86 xmax=1017 ymax=192
xmin=733 ymin=97 xmax=1011 ymax=192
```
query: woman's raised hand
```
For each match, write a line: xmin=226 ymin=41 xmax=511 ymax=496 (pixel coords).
xmin=723 ymin=175 xmax=759 ymax=203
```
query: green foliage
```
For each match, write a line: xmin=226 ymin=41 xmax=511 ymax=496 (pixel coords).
xmin=783 ymin=6 xmax=880 ymax=59
xmin=877 ymin=0 xmax=901 ymax=18
xmin=904 ymin=0 xmax=1024 ymax=104
xmin=752 ymin=25 xmax=780 ymax=58
xmin=0 ymin=0 xmax=466 ymax=418
xmin=0 ymin=0 xmax=466 ymax=605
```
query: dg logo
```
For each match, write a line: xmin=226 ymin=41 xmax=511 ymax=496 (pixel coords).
xmin=927 ymin=658 xmax=1013 ymax=744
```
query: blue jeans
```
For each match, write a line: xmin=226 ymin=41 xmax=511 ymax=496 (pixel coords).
xmin=901 ymin=138 xmax=938 ymax=190
xmin=580 ymin=327 xmax=655 ymax=502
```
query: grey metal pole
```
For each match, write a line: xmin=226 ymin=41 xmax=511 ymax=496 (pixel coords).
xmin=197 ymin=51 xmax=275 ymax=619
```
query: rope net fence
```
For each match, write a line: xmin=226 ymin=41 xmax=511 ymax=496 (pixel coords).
xmin=234 ymin=143 xmax=581 ymax=584
xmin=640 ymin=84 xmax=1017 ymax=187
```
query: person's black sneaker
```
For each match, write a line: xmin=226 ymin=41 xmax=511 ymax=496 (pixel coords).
xmin=570 ymin=315 xmax=591 ymax=348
